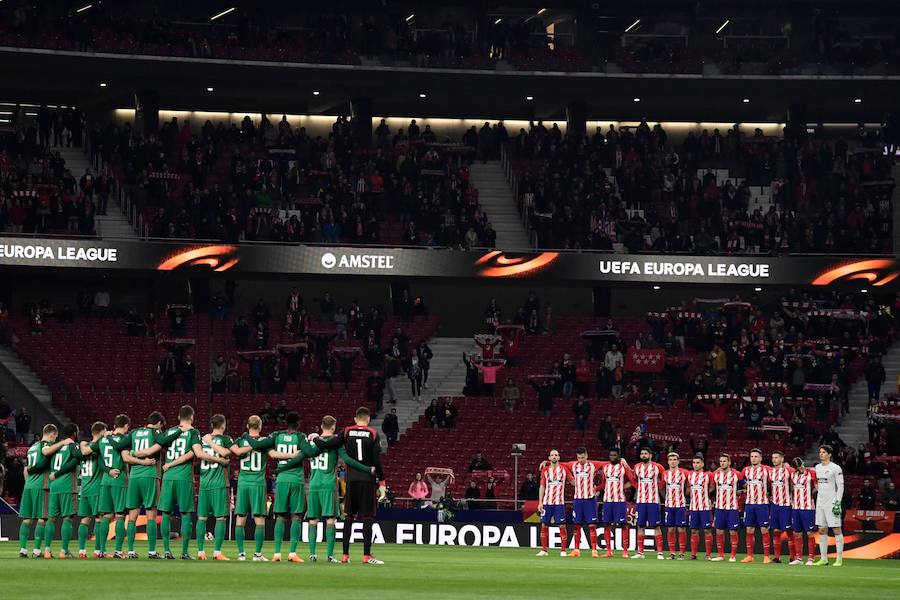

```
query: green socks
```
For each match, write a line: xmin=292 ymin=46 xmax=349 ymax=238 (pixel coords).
xmin=114 ymin=517 xmax=125 ymax=552
xmin=42 ymin=520 xmax=53 ymax=551
xmin=309 ymin=523 xmax=317 ymax=556
xmin=33 ymin=521 xmax=45 ymax=552
xmin=196 ymin=519 xmax=206 ymax=552
xmin=78 ymin=523 xmax=89 ymax=551
xmin=19 ymin=523 xmax=29 ymax=551
xmin=274 ymin=518 xmax=285 ymax=554
xmin=147 ymin=516 xmax=157 ymax=553
xmin=326 ymin=523 xmax=336 ymax=558
xmin=61 ymin=519 xmax=73 ymax=553
xmin=161 ymin=514 xmax=171 ymax=553
xmin=236 ymin=525 xmax=245 ymax=554
xmin=181 ymin=516 xmax=192 ymax=556
xmin=290 ymin=520 xmax=301 ymax=554
xmin=254 ymin=525 xmax=264 ymax=554
xmin=127 ymin=521 xmax=136 ymax=553
xmin=214 ymin=519 xmax=226 ymax=553
xmin=96 ymin=519 xmax=109 ymax=553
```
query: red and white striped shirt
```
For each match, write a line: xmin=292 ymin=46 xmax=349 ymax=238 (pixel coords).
xmin=741 ymin=464 xmax=772 ymax=505
xmin=713 ymin=468 xmax=742 ymax=510
xmin=688 ymin=470 xmax=713 ymax=511
xmin=564 ymin=460 xmax=608 ymax=499
xmin=601 ymin=462 xmax=634 ymax=503
xmin=633 ymin=461 xmax=665 ymax=504
xmin=790 ymin=470 xmax=818 ymax=510
xmin=663 ymin=468 xmax=690 ymax=508
xmin=770 ymin=466 xmax=794 ymax=507
xmin=540 ymin=463 xmax=569 ymax=506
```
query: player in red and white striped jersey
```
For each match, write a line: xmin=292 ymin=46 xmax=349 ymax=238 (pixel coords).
xmin=687 ymin=455 xmax=714 ymax=560
xmin=600 ymin=447 xmax=636 ymax=558
xmin=536 ymin=449 xmax=572 ymax=557
xmin=768 ymin=451 xmax=795 ymax=563
xmin=561 ymin=448 xmax=625 ymax=558
xmin=663 ymin=453 xmax=690 ymax=559
xmin=630 ymin=448 xmax=665 ymax=559
xmin=740 ymin=449 xmax=773 ymax=563
xmin=711 ymin=454 xmax=743 ymax=561
xmin=789 ymin=458 xmax=818 ymax=565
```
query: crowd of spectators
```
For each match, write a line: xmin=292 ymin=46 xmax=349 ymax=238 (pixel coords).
xmin=0 ymin=106 xmax=99 ymax=236
xmin=510 ymin=120 xmax=895 ymax=254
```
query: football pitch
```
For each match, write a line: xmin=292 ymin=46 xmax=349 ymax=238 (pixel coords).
xmin=2 ymin=543 xmax=898 ymax=600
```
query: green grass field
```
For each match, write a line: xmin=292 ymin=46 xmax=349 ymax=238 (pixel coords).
xmin=2 ymin=542 xmax=898 ymax=600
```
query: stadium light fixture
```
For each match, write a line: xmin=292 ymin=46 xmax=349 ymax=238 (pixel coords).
xmin=633 ymin=97 xmax=641 ymax=102
xmin=76 ymin=3 xmax=93 ymax=13
xmin=210 ymin=7 xmax=235 ymax=21
xmin=537 ymin=8 xmax=547 ymax=16
xmin=207 ymin=87 xmax=214 ymax=92
xmin=494 ymin=18 xmax=502 ymax=25
xmin=405 ymin=14 xmax=415 ymax=22
xmin=754 ymin=286 xmax=762 ymax=292
xmin=526 ymin=95 xmax=534 ymax=101
xmin=99 ymin=82 xmax=107 ymax=87
xmin=419 ymin=93 xmax=427 ymax=98
xmin=716 ymin=19 xmax=730 ymax=34
xmin=854 ymin=97 xmax=862 ymax=103
xmin=861 ymin=288 xmax=868 ymax=293
xmin=652 ymin=285 xmax=661 ymax=290
xmin=624 ymin=19 xmax=641 ymax=33
xmin=742 ymin=98 xmax=750 ymax=103
xmin=312 ymin=90 xmax=320 ymax=96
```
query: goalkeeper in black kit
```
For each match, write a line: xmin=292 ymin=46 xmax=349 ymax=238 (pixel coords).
xmin=312 ymin=406 xmax=387 ymax=565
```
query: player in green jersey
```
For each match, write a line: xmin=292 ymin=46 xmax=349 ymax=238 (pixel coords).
xmin=195 ymin=414 xmax=233 ymax=561
xmin=125 ymin=411 xmax=181 ymax=559
xmin=264 ymin=411 xmax=319 ymax=562
xmin=135 ymin=405 xmax=217 ymax=560
xmin=97 ymin=414 xmax=133 ymax=558
xmin=19 ymin=424 xmax=74 ymax=558
xmin=73 ymin=422 xmax=106 ymax=558
xmin=276 ymin=415 xmax=373 ymax=563
xmin=228 ymin=414 xmax=273 ymax=561
xmin=42 ymin=423 xmax=80 ymax=558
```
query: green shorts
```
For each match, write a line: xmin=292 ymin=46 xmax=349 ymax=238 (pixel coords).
xmin=273 ymin=481 xmax=305 ymax=515
xmin=49 ymin=492 xmax=76 ymax=517
xmin=305 ymin=489 xmax=337 ymax=520
xmin=77 ymin=495 xmax=100 ymax=518
xmin=158 ymin=479 xmax=195 ymax=513
xmin=197 ymin=487 xmax=229 ymax=518
xmin=126 ymin=477 xmax=159 ymax=510
xmin=99 ymin=485 xmax=127 ymax=515
xmin=19 ymin=487 xmax=47 ymax=519
xmin=235 ymin=484 xmax=267 ymax=517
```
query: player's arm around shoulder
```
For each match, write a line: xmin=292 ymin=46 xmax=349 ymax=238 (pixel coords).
xmin=338 ymin=446 xmax=374 ymax=475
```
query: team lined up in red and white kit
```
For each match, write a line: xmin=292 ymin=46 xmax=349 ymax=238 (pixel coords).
xmin=535 ymin=444 xmax=845 ymax=566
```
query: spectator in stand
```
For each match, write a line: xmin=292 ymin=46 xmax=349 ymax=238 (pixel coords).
xmin=598 ymin=414 xmax=615 ymax=449
xmin=425 ymin=399 xmax=443 ymax=428
xmin=464 ymin=481 xmax=481 ymax=510
xmin=604 ymin=344 xmax=624 ymax=398
xmin=858 ymin=479 xmax=876 ymax=510
xmin=225 ymin=357 xmax=241 ymax=392
xmin=519 ymin=472 xmax=539 ymax=501
xmin=259 ymin=402 xmax=276 ymax=424
xmin=158 ymin=351 xmax=178 ymax=392
xmin=473 ymin=357 xmax=505 ymax=396
xmin=15 ymin=407 xmax=32 ymax=443
xmin=181 ymin=352 xmax=196 ymax=392
xmin=365 ymin=370 xmax=385 ymax=414
xmin=408 ymin=356 xmax=424 ymax=403
xmin=502 ymin=378 xmax=521 ymax=412
xmin=416 ymin=341 xmax=434 ymax=389
xmin=233 ymin=316 xmax=250 ymax=349
xmin=573 ymin=396 xmax=590 ymax=431
xmin=883 ymin=483 xmax=899 ymax=511
xmin=705 ymin=397 xmax=729 ymax=440
xmin=469 ymin=452 xmax=493 ymax=472
xmin=93 ymin=288 xmax=110 ymax=317
xmin=865 ymin=356 xmax=886 ymax=401
xmin=575 ymin=359 xmax=593 ymax=396
xmin=408 ymin=473 xmax=430 ymax=507
xmin=427 ymin=472 xmax=451 ymax=503
xmin=210 ymin=354 xmax=226 ymax=393
xmin=531 ymin=376 xmax=556 ymax=417
xmin=443 ymin=398 xmax=459 ymax=428
xmin=819 ymin=425 xmax=846 ymax=450
xmin=560 ymin=354 xmax=576 ymax=398
xmin=382 ymin=408 xmax=399 ymax=446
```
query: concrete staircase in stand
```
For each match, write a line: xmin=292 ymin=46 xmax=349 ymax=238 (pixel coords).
xmin=469 ymin=161 xmax=531 ymax=250
xmin=372 ymin=337 xmax=478 ymax=447
xmin=0 ymin=346 xmax=69 ymax=425
xmin=56 ymin=147 xmax=137 ymax=239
